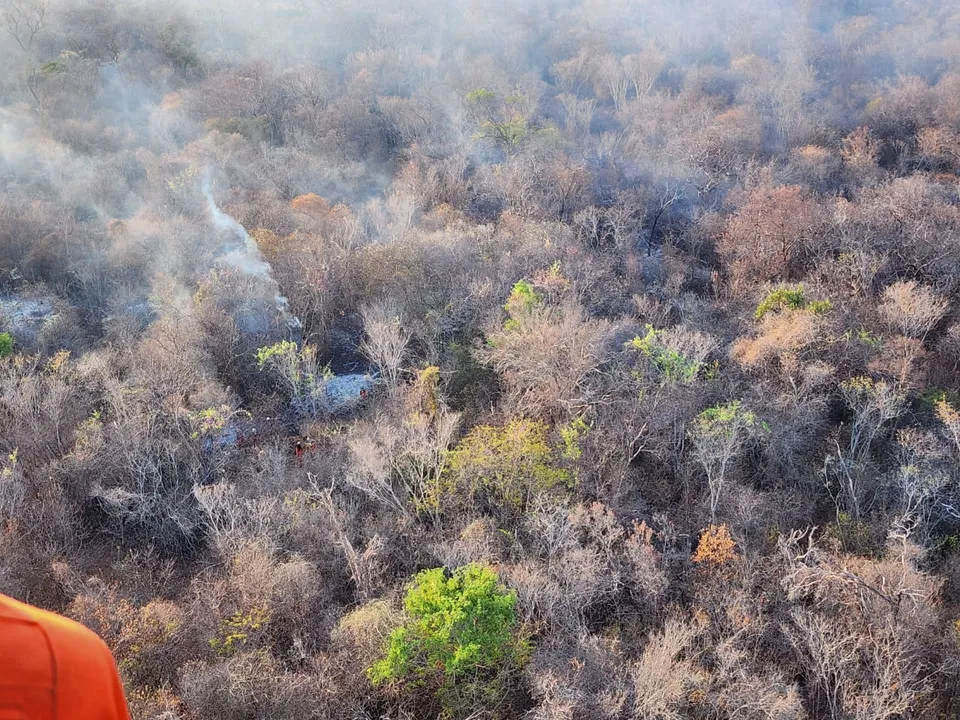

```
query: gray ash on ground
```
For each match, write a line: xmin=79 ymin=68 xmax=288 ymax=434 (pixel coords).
xmin=0 ymin=296 xmax=59 ymax=342
xmin=323 ymin=373 xmax=375 ymax=413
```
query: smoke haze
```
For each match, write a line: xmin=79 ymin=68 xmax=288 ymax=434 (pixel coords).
xmin=4 ymin=2 xmax=960 ymax=718
xmin=201 ymin=170 xmax=301 ymax=334
xmin=0 ymin=0 xmax=955 ymax=362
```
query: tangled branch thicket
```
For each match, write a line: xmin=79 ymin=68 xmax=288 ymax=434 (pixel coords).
xmin=2 ymin=0 xmax=960 ymax=718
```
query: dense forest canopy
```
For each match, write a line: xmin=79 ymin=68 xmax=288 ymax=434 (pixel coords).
xmin=2 ymin=0 xmax=960 ymax=717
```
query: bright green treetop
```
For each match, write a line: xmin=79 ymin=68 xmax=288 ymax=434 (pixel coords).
xmin=754 ymin=284 xmax=833 ymax=320
xmin=442 ymin=419 xmax=571 ymax=513
xmin=502 ymin=279 xmax=542 ymax=332
xmin=370 ymin=564 xmax=522 ymax=700
xmin=626 ymin=325 xmax=705 ymax=384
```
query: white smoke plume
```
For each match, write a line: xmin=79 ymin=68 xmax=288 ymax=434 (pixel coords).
xmin=201 ymin=170 xmax=303 ymax=338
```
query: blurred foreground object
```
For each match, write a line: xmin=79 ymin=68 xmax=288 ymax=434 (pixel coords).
xmin=0 ymin=593 xmax=131 ymax=720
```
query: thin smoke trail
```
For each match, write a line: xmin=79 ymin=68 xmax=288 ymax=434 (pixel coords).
xmin=201 ymin=171 xmax=303 ymax=337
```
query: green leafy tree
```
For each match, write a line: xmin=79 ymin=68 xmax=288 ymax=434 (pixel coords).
xmin=370 ymin=564 xmax=527 ymax=718
xmin=0 ymin=332 xmax=13 ymax=359
xmin=625 ymin=325 xmax=714 ymax=384
xmin=465 ymin=88 xmax=531 ymax=148
xmin=754 ymin=284 xmax=832 ymax=320
xmin=256 ymin=341 xmax=333 ymax=416
xmin=441 ymin=419 xmax=571 ymax=514
xmin=502 ymin=279 xmax=542 ymax=333
xmin=560 ymin=415 xmax=589 ymax=461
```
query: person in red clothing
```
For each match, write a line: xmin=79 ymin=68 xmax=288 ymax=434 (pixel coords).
xmin=0 ymin=593 xmax=130 ymax=720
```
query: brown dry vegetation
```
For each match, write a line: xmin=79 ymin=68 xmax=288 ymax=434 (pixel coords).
xmin=3 ymin=0 xmax=960 ymax=718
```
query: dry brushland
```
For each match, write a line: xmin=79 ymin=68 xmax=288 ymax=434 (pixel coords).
xmin=3 ymin=0 xmax=960 ymax=717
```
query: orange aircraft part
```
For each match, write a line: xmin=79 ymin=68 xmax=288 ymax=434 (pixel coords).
xmin=0 ymin=593 xmax=130 ymax=720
